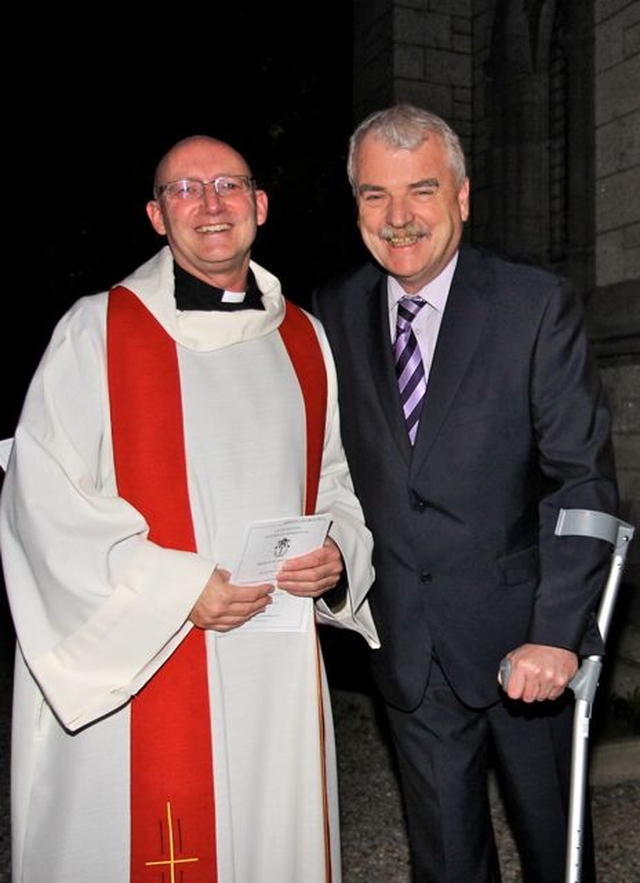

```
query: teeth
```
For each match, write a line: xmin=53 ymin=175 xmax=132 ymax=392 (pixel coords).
xmin=197 ymin=224 xmax=232 ymax=233
xmin=389 ymin=236 xmax=419 ymax=246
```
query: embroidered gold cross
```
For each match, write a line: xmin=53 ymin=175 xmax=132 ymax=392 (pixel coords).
xmin=145 ymin=801 xmax=199 ymax=882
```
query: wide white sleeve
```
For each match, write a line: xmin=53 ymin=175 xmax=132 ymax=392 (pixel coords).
xmin=309 ymin=317 xmax=380 ymax=649
xmin=0 ymin=437 xmax=12 ymax=471
xmin=0 ymin=296 xmax=214 ymax=731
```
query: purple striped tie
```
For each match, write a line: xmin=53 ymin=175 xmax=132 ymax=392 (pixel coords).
xmin=394 ymin=296 xmax=427 ymax=444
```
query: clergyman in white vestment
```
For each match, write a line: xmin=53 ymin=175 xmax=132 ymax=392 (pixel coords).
xmin=0 ymin=135 xmax=379 ymax=883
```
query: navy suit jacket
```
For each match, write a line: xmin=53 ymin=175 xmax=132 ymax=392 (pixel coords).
xmin=312 ymin=244 xmax=619 ymax=711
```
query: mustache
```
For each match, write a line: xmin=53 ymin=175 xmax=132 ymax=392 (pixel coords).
xmin=379 ymin=223 xmax=430 ymax=241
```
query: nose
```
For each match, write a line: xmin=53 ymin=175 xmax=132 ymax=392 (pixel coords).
xmin=386 ymin=193 xmax=414 ymax=227
xmin=202 ymin=181 xmax=223 ymax=210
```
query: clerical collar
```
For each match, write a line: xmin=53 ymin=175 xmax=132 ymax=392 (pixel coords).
xmin=173 ymin=262 xmax=265 ymax=311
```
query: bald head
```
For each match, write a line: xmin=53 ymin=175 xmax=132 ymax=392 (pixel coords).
xmin=153 ymin=136 xmax=252 ymax=199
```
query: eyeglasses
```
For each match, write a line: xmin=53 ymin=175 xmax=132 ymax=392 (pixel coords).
xmin=156 ymin=175 xmax=255 ymax=201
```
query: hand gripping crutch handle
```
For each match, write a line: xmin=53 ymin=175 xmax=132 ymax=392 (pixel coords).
xmin=498 ymin=509 xmax=635 ymax=693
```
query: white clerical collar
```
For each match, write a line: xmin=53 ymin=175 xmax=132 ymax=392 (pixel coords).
xmin=221 ymin=290 xmax=247 ymax=304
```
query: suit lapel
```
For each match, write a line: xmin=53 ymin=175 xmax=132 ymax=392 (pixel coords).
xmin=363 ymin=273 xmax=415 ymax=462
xmin=412 ymin=247 xmax=491 ymax=470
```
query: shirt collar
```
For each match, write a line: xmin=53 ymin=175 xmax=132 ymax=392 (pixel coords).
xmin=387 ymin=251 xmax=459 ymax=315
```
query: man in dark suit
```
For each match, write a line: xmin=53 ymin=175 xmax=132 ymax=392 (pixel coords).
xmin=312 ymin=104 xmax=618 ymax=883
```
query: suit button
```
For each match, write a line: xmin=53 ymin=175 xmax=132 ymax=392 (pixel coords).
xmin=420 ymin=572 xmax=433 ymax=583
xmin=410 ymin=492 xmax=427 ymax=511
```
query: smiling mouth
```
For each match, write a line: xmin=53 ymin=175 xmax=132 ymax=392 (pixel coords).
xmin=196 ymin=223 xmax=232 ymax=233
xmin=385 ymin=234 xmax=423 ymax=247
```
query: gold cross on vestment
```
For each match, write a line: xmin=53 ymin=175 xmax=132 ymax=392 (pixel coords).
xmin=144 ymin=801 xmax=200 ymax=882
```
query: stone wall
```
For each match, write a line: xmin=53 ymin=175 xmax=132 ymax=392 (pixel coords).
xmin=593 ymin=0 xmax=640 ymax=594
xmin=353 ymin=1 xmax=474 ymax=144
xmin=594 ymin=0 xmax=640 ymax=290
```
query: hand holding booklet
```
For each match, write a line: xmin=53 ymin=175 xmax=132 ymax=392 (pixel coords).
xmin=232 ymin=513 xmax=332 ymax=632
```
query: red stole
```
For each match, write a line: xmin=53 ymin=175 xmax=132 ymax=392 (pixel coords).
xmin=107 ymin=285 xmax=327 ymax=881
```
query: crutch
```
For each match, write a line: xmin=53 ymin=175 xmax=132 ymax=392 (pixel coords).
xmin=499 ymin=508 xmax=636 ymax=883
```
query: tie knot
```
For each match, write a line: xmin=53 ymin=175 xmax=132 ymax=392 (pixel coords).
xmin=397 ymin=296 xmax=426 ymax=331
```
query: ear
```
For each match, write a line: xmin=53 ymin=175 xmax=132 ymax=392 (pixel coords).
xmin=458 ymin=178 xmax=470 ymax=222
xmin=146 ymin=200 xmax=167 ymax=236
xmin=254 ymin=189 xmax=269 ymax=228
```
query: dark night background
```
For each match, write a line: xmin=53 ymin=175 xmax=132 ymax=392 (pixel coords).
xmin=9 ymin=5 xmax=368 ymax=443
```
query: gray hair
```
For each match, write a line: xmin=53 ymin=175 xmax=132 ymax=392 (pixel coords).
xmin=347 ymin=104 xmax=467 ymax=193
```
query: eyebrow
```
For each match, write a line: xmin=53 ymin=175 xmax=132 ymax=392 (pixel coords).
xmin=358 ymin=177 xmax=439 ymax=193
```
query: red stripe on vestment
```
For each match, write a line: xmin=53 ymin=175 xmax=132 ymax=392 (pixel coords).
xmin=107 ymin=287 xmax=217 ymax=882
xmin=279 ymin=302 xmax=333 ymax=882
xmin=278 ymin=302 xmax=327 ymax=516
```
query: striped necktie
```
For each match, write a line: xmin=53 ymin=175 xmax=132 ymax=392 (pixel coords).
xmin=394 ymin=296 xmax=427 ymax=444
